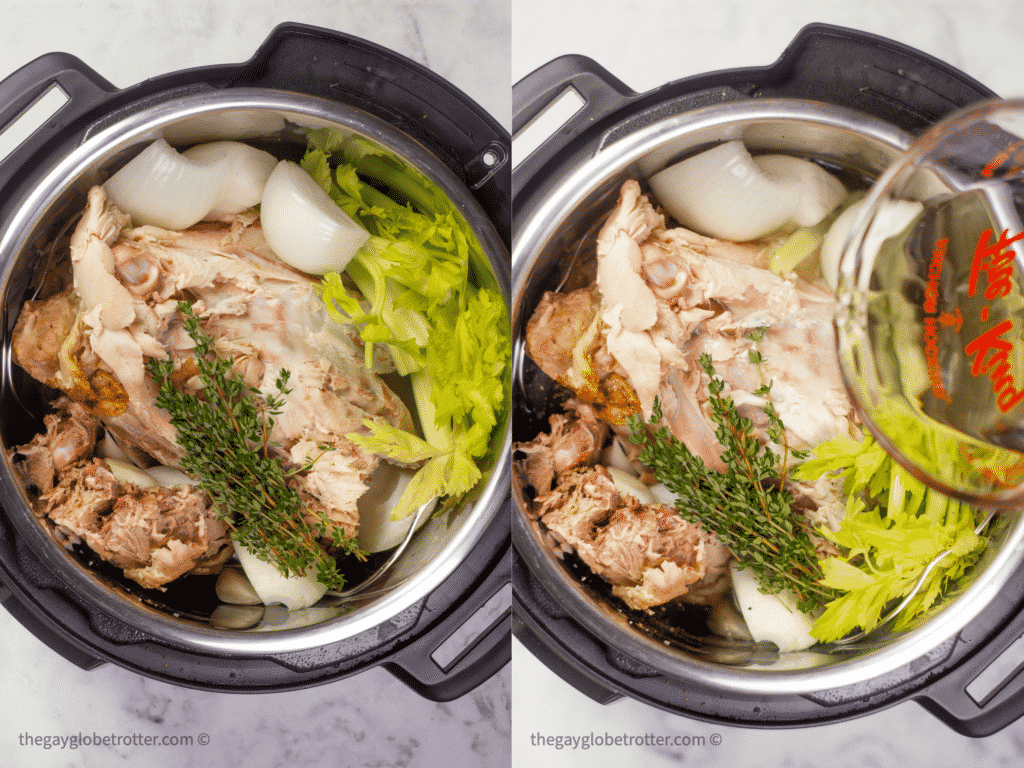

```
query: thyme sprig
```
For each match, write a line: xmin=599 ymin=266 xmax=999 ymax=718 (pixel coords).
xmin=147 ymin=302 xmax=363 ymax=591
xmin=628 ymin=352 xmax=833 ymax=613
xmin=746 ymin=326 xmax=809 ymax=484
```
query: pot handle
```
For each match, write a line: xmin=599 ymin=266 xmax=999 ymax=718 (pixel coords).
xmin=0 ymin=577 xmax=106 ymax=672
xmin=512 ymin=55 xmax=637 ymax=194
xmin=511 ymin=24 xmax=997 ymax=198
xmin=0 ymin=52 xmax=115 ymax=186
xmin=755 ymin=23 xmax=997 ymax=128
xmin=914 ymin=602 xmax=1024 ymax=737
xmin=383 ymin=533 xmax=511 ymax=702
xmin=235 ymin=22 xmax=510 ymax=209
xmin=512 ymin=604 xmax=623 ymax=706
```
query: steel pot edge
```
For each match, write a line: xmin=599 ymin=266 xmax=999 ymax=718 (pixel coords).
xmin=510 ymin=96 xmax=1024 ymax=696
xmin=0 ymin=87 xmax=511 ymax=658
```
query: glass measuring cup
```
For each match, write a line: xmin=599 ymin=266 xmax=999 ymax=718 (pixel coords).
xmin=837 ymin=98 xmax=1024 ymax=508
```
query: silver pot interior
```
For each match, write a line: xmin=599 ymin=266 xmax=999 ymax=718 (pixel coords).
xmin=512 ymin=99 xmax=1024 ymax=694
xmin=0 ymin=89 xmax=510 ymax=656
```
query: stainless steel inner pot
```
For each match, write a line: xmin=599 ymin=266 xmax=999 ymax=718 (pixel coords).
xmin=0 ymin=88 xmax=511 ymax=656
xmin=512 ymin=98 xmax=1024 ymax=695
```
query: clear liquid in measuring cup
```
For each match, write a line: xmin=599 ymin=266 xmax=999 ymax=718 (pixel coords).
xmin=847 ymin=185 xmax=1024 ymax=500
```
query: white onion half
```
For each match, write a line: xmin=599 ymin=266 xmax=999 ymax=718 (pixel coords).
xmin=730 ymin=561 xmax=817 ymax=652
xmin=753 ymin=154 xmax=847 ymax=227
xmin=104 ymin=139 xmax=226 ymax=230
xmin=182 ymin=141 xmax=277 ymax=219
xmin=260 ymin=160 xmax=370 ymax=274
xmin=649 ymin=141 xmax=801 ymax=241
xmin=356 ymin=462 xmax=436 ymax=553
xmin=232 ymin=538 xmax=328 ymax=610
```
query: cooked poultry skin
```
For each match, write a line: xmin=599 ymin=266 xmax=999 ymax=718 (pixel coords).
xmin=11 ymin=398 xmax=232 ymax=589
xmin=517 ymin=180 xmax=853 ymax=611
xmin=9 ymin=186 xmax=416 ymax=588
xmin=529 ymin=464 xmax=731 ymax=611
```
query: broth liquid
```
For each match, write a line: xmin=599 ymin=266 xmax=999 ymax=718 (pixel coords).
xmin=853 ymin=188 xmax=1024 ymax=494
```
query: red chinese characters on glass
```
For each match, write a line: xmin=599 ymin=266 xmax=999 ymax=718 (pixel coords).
xmin=968 ymin=228 xmax=1024 ymax=301
xmin=964 ymin=228 xmax=1024 ymax=413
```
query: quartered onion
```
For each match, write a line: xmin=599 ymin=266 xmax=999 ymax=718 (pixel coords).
xmin=601 ymin=437 xmax=636 ymax=475
xmin=232 ymin=538 xmax=328 ymax=610
xmin=730 ymin=561 xmax=816 ymax=652
xmin=99 ymin=439 xmax=197 ymax=490
xmin=649 ymin=141 xmax=801 ymax=241
xmin=104 ymin=139 xmax=226 ymax=230
xmin=182 ymin=141 xmax=277 ymax=219
xmin=260 ymin=160 xmax=370 ymax=274
xmin=753 ymin=154 xmax=847 ymax=227
xmin=356 ymin=462 xmax=436 ymax=553
xmin=98 ymin=433 xmax=131 ymax=462
xmin=109 ymin=461 xmax=198 ymax=490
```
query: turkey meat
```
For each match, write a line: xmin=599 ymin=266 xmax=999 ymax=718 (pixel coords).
xmin=9 ymin=186 xmax=415 ymax=588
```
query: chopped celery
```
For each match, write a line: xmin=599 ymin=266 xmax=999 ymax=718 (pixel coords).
xmin=767 ymin=193 xmax=860 ymax=276
xmin=768 ymin=227 xmax=824 ymax=275
xmin=303 ymin=136 xmax=509 ymax=518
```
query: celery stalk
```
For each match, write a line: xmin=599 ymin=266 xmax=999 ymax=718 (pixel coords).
xmin=767 ymin=194 xmax=858 ymax=276
xmin=303 ymin=138 xmax=508 ymax=517
xmin=768 ymin=227 xmax=824 ymax=275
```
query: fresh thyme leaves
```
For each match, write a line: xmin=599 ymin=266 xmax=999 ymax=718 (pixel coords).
xmin=745 ymin=327 xmax=809 ymax=484
xmin=147 ymin=302 xmax=363 ymax=591
xmin=627 ymin=352 xmax=833 ymax=613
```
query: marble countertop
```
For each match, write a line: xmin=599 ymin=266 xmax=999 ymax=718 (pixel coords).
xmin=0 ymin=3 xmax=509 ymax=768
xmin=6 ymin=2 xmax=1024 ymax=767
xmin=512 ymin=1 xmax=1024 ymax=767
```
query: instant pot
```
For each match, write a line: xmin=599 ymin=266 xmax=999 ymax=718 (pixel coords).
xmin=512 ymin=23 xmax=1024 ymax=737
xmin=0 ymin=23 xmax=510 ymax=699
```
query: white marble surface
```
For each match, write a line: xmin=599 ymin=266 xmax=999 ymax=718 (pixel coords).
xmin=0 ymin=2 xmax=509 ymax=768
xmin=512 ymin=1 xmax=1024 ymax=766
xmin=512 ymin=0 xmax=1024 ymax=99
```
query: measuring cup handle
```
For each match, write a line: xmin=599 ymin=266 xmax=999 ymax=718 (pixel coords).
xmin=0 ymin=52 xmax=115 ymax=192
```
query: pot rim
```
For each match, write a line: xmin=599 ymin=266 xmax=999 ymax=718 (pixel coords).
xmin=511 ymin=97 xmax=1024 ymax=695
xmin=0 ymin=87 xmax=511 ymax=656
